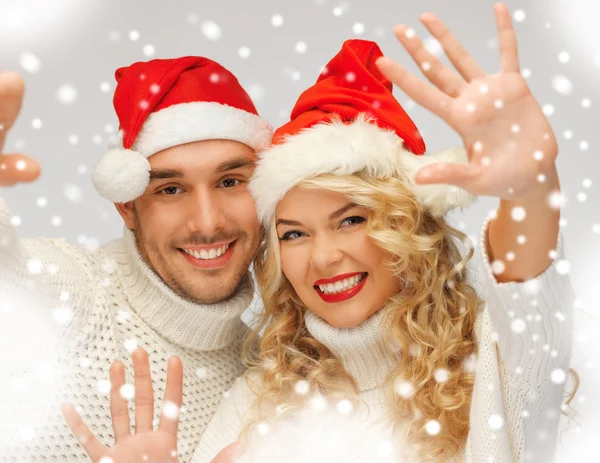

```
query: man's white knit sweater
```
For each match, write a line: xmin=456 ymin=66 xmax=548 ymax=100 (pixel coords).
xmin=0 ymin=197 xmax=254 ymax=462
xmin=192 ymin=219 xmax=574 ymax=463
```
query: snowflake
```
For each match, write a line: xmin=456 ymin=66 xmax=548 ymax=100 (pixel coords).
xmin=513 ymin=10 xmax=526 ymax=22
xmin=63 ymin=183 xmax=84 ymax=203
xmin=558 ymin=51 xmax=570 ymax=63
xmin=57 ymin=84 xmax=78 ymax=104
xmin=271 ymin=14 xmax=284 ymax=27
xmin=19 ymin=52 xmax=41 ymax=74
xmin=425 ymin=420 xmax=441 ymax=435
xmin=511 ymin=318 xmax=526 ymax=333
xmin=488 ymin=414 xmax=504 ymax=430
xmin=162 ymin=400 xmax=180 ymax=419
xmin=395 ymin=379 xmax=415 ymax=398
xmin=143 ymin=44 xmax=155 ymax=57
xmin=201 ymin=21 xmax=222 ymax=41
xmin=550 ymin=368 xmax=566 ymax=384
xmin=238 ymin=46 xmax=251 ymax=59
xmin=542 ymin=104 xmax=555 ymax=116
xmin=295 ymin=41 xmax=307 ymax=53
xmin=336 ymin=399 xmax=353 ymax=415
xmin=352 ymin=22 xmax=365 ymax=34
xmin=551 ymin=75 xmax=573 ymax=96
xmin=120 ymin=383 xmax=135 ymax=400
xmin=511 ymin=206 xmax=526 ymax=222
xmin=434 ymin=368 xmax=449 ymax=383
xmin=294 ymin=380 xmax=309 ymax=395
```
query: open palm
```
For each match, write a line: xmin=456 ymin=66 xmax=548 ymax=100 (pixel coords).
xmin=62 ymin=349 xmax=183 ymax=463
xmin=376 ymin=3 xmax=557 ymax=200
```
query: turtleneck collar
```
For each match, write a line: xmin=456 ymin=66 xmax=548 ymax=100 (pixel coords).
xmin=304 ymin=308 xmax=398 ymax=391
xmin=107 ymin=228 xmax=254 ymax=352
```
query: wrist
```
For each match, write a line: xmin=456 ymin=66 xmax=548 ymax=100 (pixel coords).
xmin=500 ymin=163 xmax=560 ymax=209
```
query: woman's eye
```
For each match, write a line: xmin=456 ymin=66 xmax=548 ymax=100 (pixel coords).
xmin=340 ymin=216 xmax=366 ymax=227
xmin=220 ymin=178 xmax=240 ymax=188
xmin=280 ymin=231 xmax=305 ymax=241
xmin=160 ymin=186 xmax=183 ymax=195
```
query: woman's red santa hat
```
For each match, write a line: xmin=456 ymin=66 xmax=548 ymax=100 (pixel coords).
xmin=92 ymin=56 xmax=273 ymax=203
xmin=249 ymin=39 xmax=474 ymax=225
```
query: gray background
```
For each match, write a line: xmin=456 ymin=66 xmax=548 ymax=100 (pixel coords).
xmin=1 ymin=0 xmax=598 ymax=460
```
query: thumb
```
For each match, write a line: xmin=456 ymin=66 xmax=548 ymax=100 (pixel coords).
xmin=414 ymin=162 xmax=481 ymax=191
xmin=211 ymin=442 xmax=247 ymax=463
xmin=0 ymin=153 xmax=41 ymax=186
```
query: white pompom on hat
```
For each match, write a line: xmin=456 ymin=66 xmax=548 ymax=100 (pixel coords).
xmin=92 ymin=56 xmax=273 ymax=203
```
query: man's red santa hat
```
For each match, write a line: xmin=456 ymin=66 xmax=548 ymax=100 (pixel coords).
xmin=249 ymin=39 xmax=474 ymax=225
xmin=92 ymin=56 xmax=273 ymax=203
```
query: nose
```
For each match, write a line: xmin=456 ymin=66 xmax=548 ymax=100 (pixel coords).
xmin=310 ymin=233 xmax=343 ymax=271
xmin=185 ymin=188 xmax=226 ymax=237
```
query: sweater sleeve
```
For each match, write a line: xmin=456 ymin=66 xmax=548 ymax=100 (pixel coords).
xmin=477 ymin=216 xmax=574 ymax=388
xmin=191 ymin=375 xmax=257 ymax=463
xmin=476 ymin=217 xmax=575 ymax=462
xmin=0 ymin=196 xmax=97 ymax=338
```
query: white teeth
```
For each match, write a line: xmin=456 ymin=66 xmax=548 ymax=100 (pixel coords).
xmin=318 ymin=274 xmax=366 ymax=295
xmin=183 ymin=243 xmax=230 ymax=260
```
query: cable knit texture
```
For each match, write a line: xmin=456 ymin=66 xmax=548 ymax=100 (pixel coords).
xmin=192 ymin=217 xmax=574 ymax=463
xmin=0 ymin=196 xmax=254 ymax=462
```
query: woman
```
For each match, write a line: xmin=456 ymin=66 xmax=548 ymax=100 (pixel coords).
xmin=64 ymin=4 xmax=575 ymax=462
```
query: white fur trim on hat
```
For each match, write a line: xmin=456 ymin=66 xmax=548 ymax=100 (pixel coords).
xmin=249 ymin=115 xmax=475 ymax=224
xmin=92 ymin=149 xmax=151 ymax=203
xmin=132 ymin=101 xmax=273 ymax=156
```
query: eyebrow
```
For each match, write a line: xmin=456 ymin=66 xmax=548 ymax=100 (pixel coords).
xmin=148 ymin=157 xmax=255 ymax=180
xmin=276 ymin=202 xmax=357 ymax=227
xmin=149 ymin=169 xmax=185 ymax=180
xmin=214 ymin=157 xmax=256 ymax=174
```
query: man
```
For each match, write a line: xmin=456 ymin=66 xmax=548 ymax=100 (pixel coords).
xmin=0 ymin=57 xmax=271 ymax=461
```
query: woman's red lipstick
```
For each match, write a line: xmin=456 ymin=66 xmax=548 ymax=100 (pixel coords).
xmin=314 ymin=272 xmax=367 ymax=303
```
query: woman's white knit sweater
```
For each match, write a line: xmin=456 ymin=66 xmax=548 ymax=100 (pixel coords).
xmin=0 ymin=196 xmax=255 ymax=462
xmin=192 ymin=219 xmax=574 ymax=463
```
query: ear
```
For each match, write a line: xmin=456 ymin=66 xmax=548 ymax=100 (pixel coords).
xmin=114 ymin=201 xmax=136 ymax=230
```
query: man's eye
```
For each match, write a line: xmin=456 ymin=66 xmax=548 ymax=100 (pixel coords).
xmin=220 ymin=179 xmax=240 ymax=188
xmin=160 ymin=186 xmax=182 ymax=195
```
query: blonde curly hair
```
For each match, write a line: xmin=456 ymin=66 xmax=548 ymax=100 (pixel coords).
xmin=241 ymin=170 xmax=483 ymax=461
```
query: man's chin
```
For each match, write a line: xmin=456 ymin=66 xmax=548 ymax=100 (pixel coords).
xmin=174 ymin=267 xmax=246 ymax=304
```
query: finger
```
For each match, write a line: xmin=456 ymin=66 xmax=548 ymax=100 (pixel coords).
xmin=110 ymin=361 xmax=132 ymax=443
xmin=376 ymin=56 xmax=452 ymax=121
xmin=61 ymin=403 xmax=107 ymax=461
xmin=0 ymin=154 xmax=41 ymax=186
xmin=414 ymin=162 xmax=482 ymax=190
xmin=419 ymin=12 xmax=486 ymax=82
xmin=158 ymin=356 xmax=184 ymax=437
xmin=392 ymin=24 xmax=466 ymax=97
xmin=132 ymin=348 xmax=155 ymax=433
xmin=211 ymin=442 xmax=248 ymax=463
xmin=494 ymin=3 xmax=521 ymax=73
xmin=0 ymin=71 xmax=25 ymax=153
